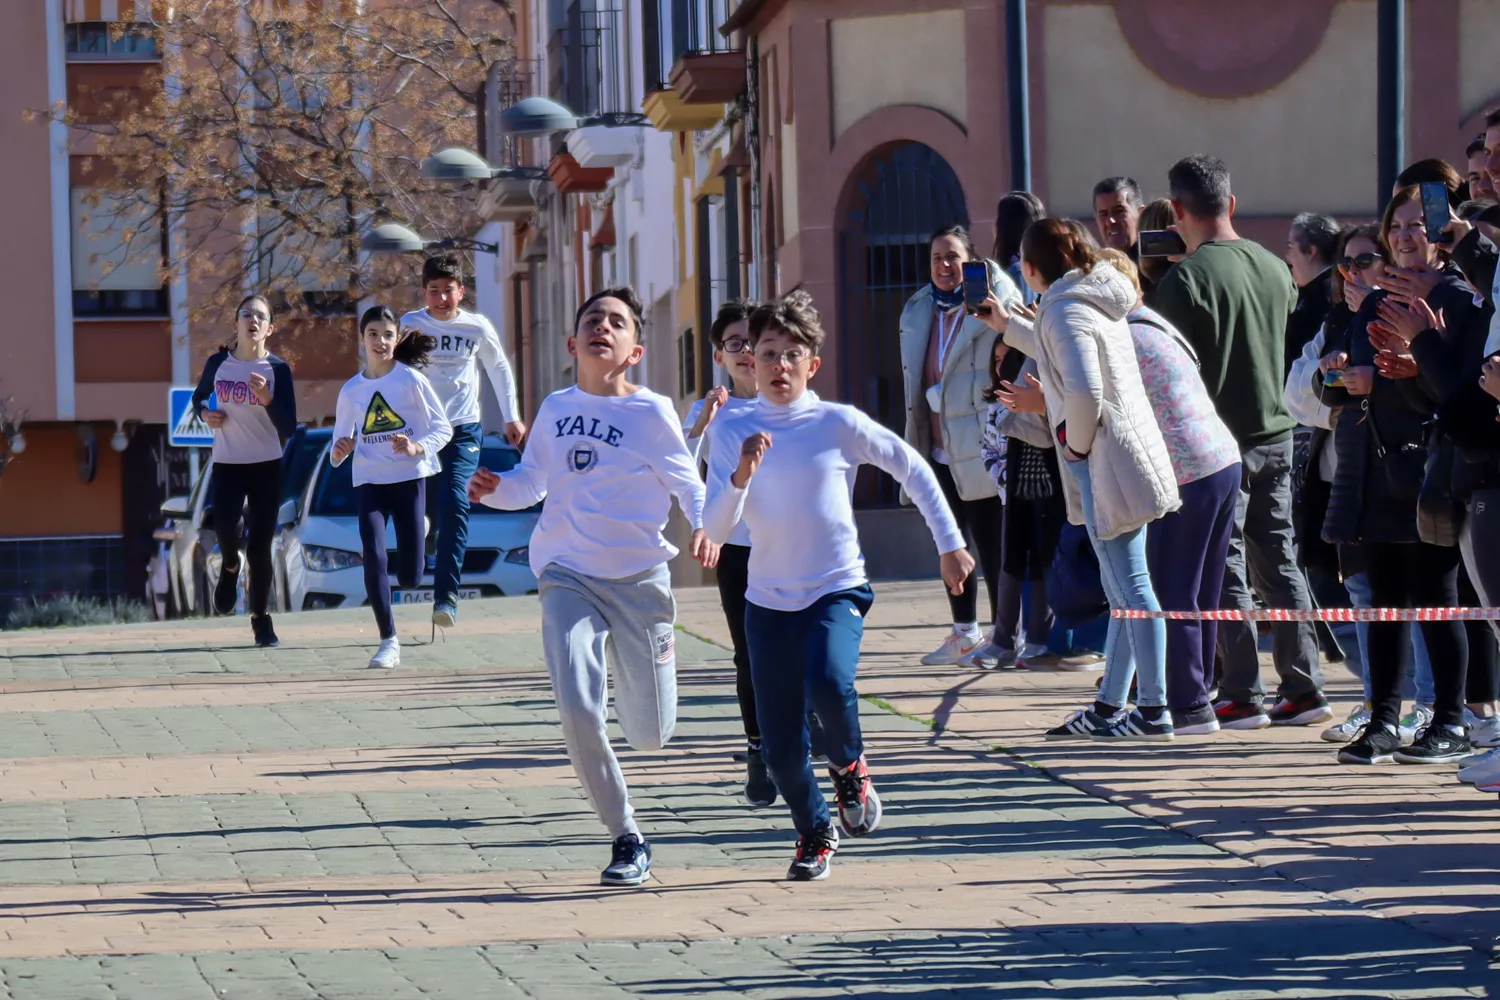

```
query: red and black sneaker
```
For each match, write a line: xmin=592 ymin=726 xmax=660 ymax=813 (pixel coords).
xmin=829 ymin=755 xmax=883 ymax=837
xmin=787 ymin=826 xmax=839 ymax=881
xmin=1213 ymin=699 xmax=1271 ymax=730
xmin=1267 ymin=691 xmax=1334 ymax=727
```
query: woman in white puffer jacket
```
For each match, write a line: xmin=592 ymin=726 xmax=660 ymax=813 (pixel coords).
xmin=977 ymin=218 xmax=1180 ymax=743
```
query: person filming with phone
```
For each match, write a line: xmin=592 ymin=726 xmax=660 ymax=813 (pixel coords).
xmin=898 ymin=225 xmax=1023 ymax=668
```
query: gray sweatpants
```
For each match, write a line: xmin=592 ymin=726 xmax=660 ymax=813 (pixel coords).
xmin=539 ymin=562 xmax=678 ymax=840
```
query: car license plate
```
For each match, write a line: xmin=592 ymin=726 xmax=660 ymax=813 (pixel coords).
xmin=392 ymin=588 xmax=480 ymax=604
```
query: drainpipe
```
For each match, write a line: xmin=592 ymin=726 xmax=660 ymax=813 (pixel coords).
xmin=1006 ymin=0 xmax=1031 ymax=193
xmin=1377 ymin=0 xmax=1406 ymax=204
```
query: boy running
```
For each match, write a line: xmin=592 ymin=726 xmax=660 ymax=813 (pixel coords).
xmin=468 ymin=287 xmax=718 ymax=888
xmin=400 ymin=254 xmax=525 ymax=630
xmin=704 ymin=291 xmax=973 ymax=881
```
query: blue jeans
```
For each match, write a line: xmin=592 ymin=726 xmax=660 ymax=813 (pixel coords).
xmin=745 ymin=586 xmax=874 ymax=838
xmin=1344 ymin=572 xmax=1435 ymax=705
xmin=427 ymin=421 xmax=483 ymax=607
xmin=1065 ymin=457 xmax=1167 ymax=709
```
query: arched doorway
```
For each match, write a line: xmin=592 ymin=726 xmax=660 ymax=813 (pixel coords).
xmin=838 ymin=141 xmax=968 ymax=505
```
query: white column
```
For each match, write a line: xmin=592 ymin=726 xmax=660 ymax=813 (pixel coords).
xmin=45 ymin=0 xmax=75 ymax=420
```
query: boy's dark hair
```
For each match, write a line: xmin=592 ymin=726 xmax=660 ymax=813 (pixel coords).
xmin=575 ymin=286 xmax=646 ymax=342
xmin=709 ymin=298 xmax=758 ymax=348
xmin=1460 ymin=197 xmax=1498 ymax=220
xmin=421 ymin=253 xmax=464 ymax=287
xmin=929 ymin=224 xmax=978 ymax=260
xmin=1468 ymin=134 xmax=1488 ymax=159
xmin=361 ymin=304 xmax=434 ymax=368
xmin=1486 ymin=107 xmax=1500 ymax=129
xmin=1168 ymin=154 xmax=1233 ymax=219
xmin=1092 ymin=176 xmax=1143 ymax=209
xmin=747 ymin=290 xmax=825 ymax=355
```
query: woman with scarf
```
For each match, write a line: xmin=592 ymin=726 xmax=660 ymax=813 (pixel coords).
xmin=898 ymin=225 xmax=1024 ymax=667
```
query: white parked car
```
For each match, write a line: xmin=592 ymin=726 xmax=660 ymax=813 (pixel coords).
xmin=271 ymin=428 xmax=539 ymax=614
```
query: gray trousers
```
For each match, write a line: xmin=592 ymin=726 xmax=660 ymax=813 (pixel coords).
xmin=1216 ymin=439 xmax=1324 ymax=702
xmin=539 ymin=562 xmax=678 ymax=840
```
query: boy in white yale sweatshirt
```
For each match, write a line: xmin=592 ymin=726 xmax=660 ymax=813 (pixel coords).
xmin=467 ymin=287 xmax=719 ymax=888
xmin=704 ymin=291 xmax=974 ymax=882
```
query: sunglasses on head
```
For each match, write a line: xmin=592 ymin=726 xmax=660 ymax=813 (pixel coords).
xmin=1339 ymin=253 xmax=1380 ymax=271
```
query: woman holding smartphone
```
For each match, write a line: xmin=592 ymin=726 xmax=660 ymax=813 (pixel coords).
xmin=897 ymin=226 xmax=1025 ymax=667
xmin=331 ymin=306 xmax=452 ymax=669
xmin=189 ymin=294 xmax=297 ymax=647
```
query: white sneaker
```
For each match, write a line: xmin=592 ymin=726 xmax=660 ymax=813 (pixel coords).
xmin=1321 ymin=703 xmax=1371 ymax=744
xmin=368 ymin=637 xmax=400 ymax=669
xmin=1397 ymin=704 xmax=1434 ymax=746
xmin=921 ymin=631 xmax=982 ymax=666
xmin=1457 ymin=746 xmax=1500 ymax=783
xmin=960 ymin=640 xmax=1018 ymax=670
xmin=1466 ymin=714 xmax=1500 ymax=748
xmin=1019 ymin=642 xmax=1051 ymax=662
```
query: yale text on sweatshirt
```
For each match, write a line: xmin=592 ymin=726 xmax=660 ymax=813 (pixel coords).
xmin=479 ymin=385 xmax=705 ymax=579
xmin=705 ymin=394 xmax=963 ymax=612
xmin=331 ymin=363 xmax=454 ymax=486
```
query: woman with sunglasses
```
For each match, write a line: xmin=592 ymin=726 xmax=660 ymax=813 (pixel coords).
xmin=1320 ymin=188 xmax=1480 ymax=765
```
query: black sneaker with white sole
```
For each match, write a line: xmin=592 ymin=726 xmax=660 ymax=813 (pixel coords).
xmin=1092 ymin=709 xmax=1175 ymax=742
xmin=1393 ymin=725 xmax=1471 ymax=765
xmin=250 ymin=614 xmax=279 ymax=648
xmin=213 ymin=561 xmax=240 ymax=616
xmin=1337 ymin=724 xmax=1401 ymax=765
xmin=744 ymin=748 xmax=777 ymax=808
xmin=787 ymin=825 xmax=839 ymax=881
xmin=600 ymin=834 xmax=652 ymax=887
xmin=1044 ymin=708 xmax=1116 ymax=740
xmin=830 ymin=756 xmax=882 ymax=837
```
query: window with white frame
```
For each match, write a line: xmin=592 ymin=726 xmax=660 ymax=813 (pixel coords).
xmin=70 ymin=186 xmax=167 ymax=316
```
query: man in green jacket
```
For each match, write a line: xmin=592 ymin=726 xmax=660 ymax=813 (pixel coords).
xmin=1153 ymin=155 xmax=1331 ymax=732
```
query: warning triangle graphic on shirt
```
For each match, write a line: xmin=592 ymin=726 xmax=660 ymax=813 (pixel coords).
xmin=362 ymin=392 xmax=407 ymax=435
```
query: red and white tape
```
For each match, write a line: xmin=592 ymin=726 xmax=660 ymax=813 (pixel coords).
xmin=1112 ymin=607 xmax=1500 ymax=622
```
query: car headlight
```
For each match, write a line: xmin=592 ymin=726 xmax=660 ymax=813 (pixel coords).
xmin=303 ymin=544 xmax=363 ymax=572
xmin=504 ymin=546 xmax=530 ymax=565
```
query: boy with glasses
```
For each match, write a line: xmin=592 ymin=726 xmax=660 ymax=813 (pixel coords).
xmin=705 ymin=291 xmax=973 ymax=882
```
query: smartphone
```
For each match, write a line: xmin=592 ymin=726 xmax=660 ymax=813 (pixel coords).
xmin=1420 ymin=181 xmax=1453 ymax=244
xmin=961 ymin=260 xmax=990 ymax=312
xmin=1138 ymin=229 xmax=1187 ymax=258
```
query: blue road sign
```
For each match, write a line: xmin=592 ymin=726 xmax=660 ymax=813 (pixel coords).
xmin=168 ymin=387 xmax=215 ymax=448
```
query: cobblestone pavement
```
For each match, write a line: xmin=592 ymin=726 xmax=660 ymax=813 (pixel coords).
xmin=0 ymin=583 xmax=1493 ymax=998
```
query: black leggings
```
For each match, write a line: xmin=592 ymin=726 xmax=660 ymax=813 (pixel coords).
xmin=932 ymin=461 xmax=1004 ymax=625
xmin=1459 ymin=565 xmax=1499 ymax=705
xmin=356 ymin=479 xmax=426 ymax=640
xmin=211 ymin=459 xmax=282 ymax=617
xmin=715 ymin=543 xmax=757 ymax=741
xmin=1365 ymin=541 xmax=1467 ymax=730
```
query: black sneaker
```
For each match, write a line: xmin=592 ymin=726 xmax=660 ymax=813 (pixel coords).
xmin=1171 ymin=703 xmax=1220 ymax=735
xmin=1267 ymin=691 xmax=1334 ymax=726
xmin=829 ymin=756 xmax=882 ymax=837
xmin=1092 ymin=708 xmax=1175 ymax=742
xmin=787 ymin=826 xmax=839 ymax=881
xmin=1213 ymin=699 xmax=1271 ymax=730
xmin=1044 ymin=708 xmax=1116 ymax=740
xmin=251 ymin=615 xmax=279 ymax=648
xmin=744 ymin=748 xmax=777 ymax=808
xmin=600 ymin=834 xmax=652 ymax=887
xmin=808 ymin=713 xmax=829 ymax=763
xmin=1393 ymin=725 xmax=1471 ymax=765
xmin=213 ymin=560 xmax=240 ymax=616
xmin=1337 ymin=724 xmax=1401 ymax=765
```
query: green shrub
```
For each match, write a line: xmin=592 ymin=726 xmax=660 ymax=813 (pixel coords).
xmin=3 ymin=595 xmax=153 ymax=630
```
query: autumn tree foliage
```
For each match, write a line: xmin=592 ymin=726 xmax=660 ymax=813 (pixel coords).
xmin=56 ymin=0 xmax=513 ymax=325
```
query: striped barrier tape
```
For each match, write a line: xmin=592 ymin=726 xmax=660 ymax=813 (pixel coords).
xmin=1112 ymin=607 xmax=1500 ymax=622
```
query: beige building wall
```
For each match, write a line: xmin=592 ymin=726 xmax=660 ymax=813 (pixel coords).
xmin=828 ymin=10 xmax=968 ymax=140
xmin=1459 ymin=0 xmax=1500 ymax=121
xmin=1043 ymin=1 xmax=1379 ymax=218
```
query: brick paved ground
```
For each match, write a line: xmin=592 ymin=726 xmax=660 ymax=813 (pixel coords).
xmin=0 ymin=583 xmax=1494 ymax=997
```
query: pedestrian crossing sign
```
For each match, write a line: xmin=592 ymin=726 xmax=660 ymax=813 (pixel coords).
xmin=168 ymin=387 xmax=215 ymax=447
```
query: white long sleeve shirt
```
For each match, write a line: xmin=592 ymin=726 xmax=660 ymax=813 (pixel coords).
xmin=331 ymin=363 xmax=453 ymax=486
xmin=479 ymin=385 xmax=706 ymax=579
xmin=683 ymin=393 xmax=761 ymax=547
xmin=399 ymin=307 xmax=519 ymax=426
xmin=705 ymin=393 xmax=964 ymax=612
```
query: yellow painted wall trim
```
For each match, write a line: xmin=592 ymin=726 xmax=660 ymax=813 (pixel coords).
xmin=644 ymin=89 xmax=725 ymax=132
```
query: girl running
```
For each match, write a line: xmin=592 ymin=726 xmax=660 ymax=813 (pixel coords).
xmin=331 ymin=306 xmax=453 ymax=668
xmin=190 ymin=293 xmax=297 ymax=647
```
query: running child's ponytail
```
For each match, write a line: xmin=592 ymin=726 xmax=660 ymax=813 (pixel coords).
xmin=360 ymin=305 xmax=435 ymax=368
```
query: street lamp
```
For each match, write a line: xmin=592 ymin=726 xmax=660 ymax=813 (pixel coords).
xmin=361 ymin=222 xmax=499 ymax=256
xmin=422 ymin=148 xmax=551 ymax=183
xmin=498 ymin=95 xmax=650 ymax=138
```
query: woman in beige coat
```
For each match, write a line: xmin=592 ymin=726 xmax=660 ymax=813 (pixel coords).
xmin=898 ymin=225 xmax=1022 ymax=667
xmin=978 ymin=219 xmax=1179 ymax=742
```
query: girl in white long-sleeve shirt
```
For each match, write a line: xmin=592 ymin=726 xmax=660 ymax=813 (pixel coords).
xmin=704 ymin=291 xmax=973 ymax=883
xmin=330 ymin=306 xmax=453 ymax=669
